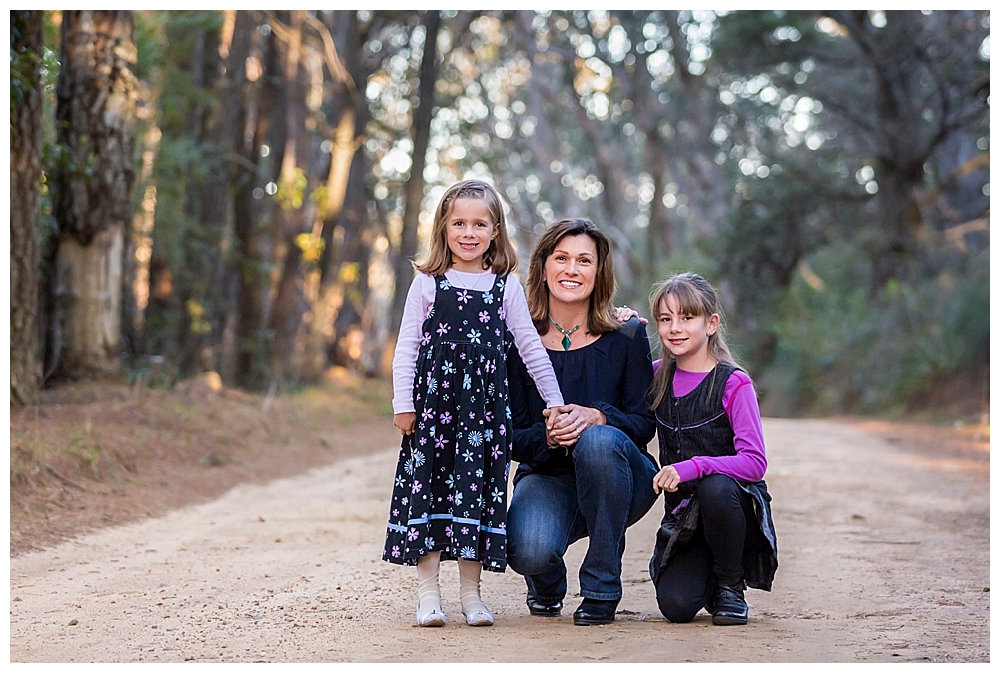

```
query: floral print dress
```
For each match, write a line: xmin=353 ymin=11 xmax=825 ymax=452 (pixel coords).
xmin=383 ymin=273 xmax=513 ymax=572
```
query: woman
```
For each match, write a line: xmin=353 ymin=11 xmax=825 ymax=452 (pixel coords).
xmin=506 ymin=217 xmax=659 ymax=626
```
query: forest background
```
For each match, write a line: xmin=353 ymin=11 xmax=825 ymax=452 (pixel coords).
xmin=8 ymin=9 xmax=991 ymax=420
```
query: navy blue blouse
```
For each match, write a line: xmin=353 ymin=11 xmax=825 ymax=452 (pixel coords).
xmin=507 ymin=317 xmax=657 ymax=480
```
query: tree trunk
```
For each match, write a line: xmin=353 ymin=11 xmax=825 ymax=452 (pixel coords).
xmin=10 ymin=11 xmax=44 ymax=405
xmin=204 ymin=9 xmax=254 ymax=384
xmin=182 ymin=14 xmax=227 ymax=377
xmin=329 ymin=147 xmax=376 ymax=372
xmin=233 ymin=10 xmax=284 ymax=390
xmin=266 ymin=10 xmax=313 ymax=383
xmin=299 ymin=10 xmax=364 ymax=383
xmin=831 ymin=10 xmax=945 ymax=291
xmin=303 ymin=11 xmax=377 ymax=381
xmin=662 ymin=10 xmax=728 ymax=238
xmin=140 ymin=12 xmax=228 ymax=381
xmin=48 ymin=10 xmax=138 ymax=379
xmin=389 ymin=11 xmax=441 ymax=338
xmin=54 ymin=228 xmax=126 ymax=375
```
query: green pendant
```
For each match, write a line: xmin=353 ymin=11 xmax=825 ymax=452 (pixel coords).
xmin=549 ymin=312 xmax=586 ymax=352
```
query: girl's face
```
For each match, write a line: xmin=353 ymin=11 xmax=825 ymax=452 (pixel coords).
xmin=656 ymin=293 xmax=720 ymax=370
xmin=446 ymin=197 xmax=497 ymax=272
xmin=543 ymin=234 xmax=599 ymax=309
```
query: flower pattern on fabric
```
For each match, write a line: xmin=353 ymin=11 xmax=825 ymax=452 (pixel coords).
xmin=383 ymin=273 xmax=513 ymax=572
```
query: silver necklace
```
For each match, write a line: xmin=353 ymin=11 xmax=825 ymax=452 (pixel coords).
xmin=451 ymin=268 xmax=491 ymax=292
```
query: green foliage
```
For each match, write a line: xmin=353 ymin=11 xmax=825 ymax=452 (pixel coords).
xmin=33 ymin=16 xmax=62 ymax=277
xmin=704 ymin=10 xmax=989 ymax=417
xmin=762 ymin=244 xmax=989 ymax=416
xmin=277 ymin=168 xmax=309 ymax=210
xmin=125 ymin=355 xmax=173 ymax=390
xmin=711 ymin=9 xmax=829 ymax=74
xmin=68 ymin=439 xmax=103 ymax=481
xmin=11 ymin=11 xmax=58 ymax=251
xmin=134 ymin=11 xmax=169 ymax=79
xmin=137 ymin=10 xmax=234 ymax=377
xmin=238 ymin=329 xmax=276 ymax=392
xmin=27 ymin=9 xmax=984 ymax=415
xmin=295 ymin=232 xmax=326 ymax=273
xmin=10 ymin=11 xmax=42 ymax=112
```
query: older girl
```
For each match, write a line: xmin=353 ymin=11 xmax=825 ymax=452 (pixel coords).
xmin=647 ymin=272 xmax=778 ymax=625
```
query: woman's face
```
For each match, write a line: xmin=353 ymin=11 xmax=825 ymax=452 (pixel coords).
xmin=543 ymin=234 xmax=599 ymax=308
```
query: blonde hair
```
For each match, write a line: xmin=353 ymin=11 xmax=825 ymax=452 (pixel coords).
xmin=647 ymin=272 xmax=740 ymax=409
xmin=416 ymin=179 xmax=518 ymax=276
xmin=524 ymin=217 xmax=620 ymax=336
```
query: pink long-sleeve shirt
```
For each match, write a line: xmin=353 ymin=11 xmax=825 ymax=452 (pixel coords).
xmin=392 ymin=270 xmax=564 ymax=414
xmin=653 ymin=360 xmax=768 ymax=484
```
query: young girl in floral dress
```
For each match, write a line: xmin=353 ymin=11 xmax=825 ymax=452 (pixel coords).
xmin=383 ymin=179 xmax=563 ymax=627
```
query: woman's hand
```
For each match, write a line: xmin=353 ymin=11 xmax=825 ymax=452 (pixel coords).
xmin=653 ymin=465 xmax=681 ymax=494
xmin=544 ymin=404 xmax=606 ymax=446
xmin=541 ymin=407 xmax=566 ymax=450
xmin=614 ymin=305 xmax=647 ymax=325
xmin=394 ymin=412 xmax=417 ymax=436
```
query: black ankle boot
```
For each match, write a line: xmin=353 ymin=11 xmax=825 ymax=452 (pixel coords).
xmin=526 ymin=592 xmax=563 ymax=617
xmin=711 ymin=582 xmax=748 ymax=625
xmin=573 ymin=598 xmax=619 ymax=626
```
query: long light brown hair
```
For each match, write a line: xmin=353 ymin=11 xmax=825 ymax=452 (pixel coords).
xmin=525 ymin=218 xmax=619 ymax=336
xmin=416 ymin=179 xmax=518 ymax=276
xmin=647 ymin=272 xmax=741 ymax=409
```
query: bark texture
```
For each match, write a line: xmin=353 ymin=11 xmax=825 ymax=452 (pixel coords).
xmin=10 ymin=11 xmax=44 ymax=405
xmin=50 ymin=10 xmax=138 ymax=377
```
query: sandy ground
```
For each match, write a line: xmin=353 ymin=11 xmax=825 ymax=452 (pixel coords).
xmin=9 ymin=417 xmax=989 ymax=663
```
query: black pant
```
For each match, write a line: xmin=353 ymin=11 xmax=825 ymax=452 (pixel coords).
xmin=654 ymin=474 xmax=754 ymax=623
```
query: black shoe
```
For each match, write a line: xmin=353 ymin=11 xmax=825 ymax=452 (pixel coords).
xmin=711 ymin=582 xmax=748 ymax=625
xmin=573 ymin=598 xmax=619 ymax=626
xmin=526 ymin=594 xmax=563 ymax=617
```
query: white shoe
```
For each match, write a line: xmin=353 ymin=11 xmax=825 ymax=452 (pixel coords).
xmin=416 ymin=553 xmax=445 ymax=627
xmin=461 ymin=602 xmax=494 ymax=626
xmin=417 ymin=599 xmax=447 ymax=627
xmin=462 ymin=606 xmax=494 ymax=626
xmin=457 ymin=559 xmax=493 ymax=626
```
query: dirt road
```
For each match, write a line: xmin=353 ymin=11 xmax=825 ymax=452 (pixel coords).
xmin=9 ymin=418 xmax=989 ymax=663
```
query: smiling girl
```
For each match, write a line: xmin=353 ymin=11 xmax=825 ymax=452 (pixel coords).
xmin=647 ymin=272 xmax=778 ymax=627
xmin=383 ymin=179 xmax=563 ymax=627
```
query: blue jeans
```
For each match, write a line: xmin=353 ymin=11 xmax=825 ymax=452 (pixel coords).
xmin=507 ymin=425 xmax=659 ymax=601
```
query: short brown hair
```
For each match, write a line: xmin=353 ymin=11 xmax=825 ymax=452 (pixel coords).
xmin=416 ymin=179 xmax=518 ymax=276
xmin=525 ymin=217 xmax=619 ymax=336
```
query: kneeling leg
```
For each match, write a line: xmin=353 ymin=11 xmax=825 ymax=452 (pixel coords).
xmin=654 ymin=533 xmax=714 ymax=623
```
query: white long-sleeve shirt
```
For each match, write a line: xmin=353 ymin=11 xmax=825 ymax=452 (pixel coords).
xmin=392 ymin=269 xmax=564 ymax=414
